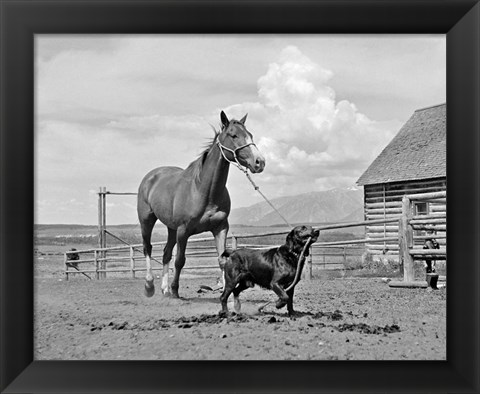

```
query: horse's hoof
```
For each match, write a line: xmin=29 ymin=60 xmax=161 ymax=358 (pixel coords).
xmin=234 ymin=298 xmax=241 ymax=313
xmin=170 ymin=287 xmax=180 ymax=298
xmin=218 ymin=310 xmax=230 ymax=318
xmin=144 ymin=283 xmax=155 ymax=298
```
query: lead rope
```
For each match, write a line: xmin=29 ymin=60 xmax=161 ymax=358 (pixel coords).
xmin=240 ymin=168 xmax=293 ymax=227
xmin=217 ymin=139 xmax=292 ymax=228
xmin=228 ymin=147 xmax=313 ymax=310
xmin=284 ymin=236 xmax=312 ymax=292
xmin=235 ymin=158 xmax=312 ymax=309
xmin=237 ymin=164 xmax=292 ymax=228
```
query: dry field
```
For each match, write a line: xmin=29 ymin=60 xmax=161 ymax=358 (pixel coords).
xmin=34 ymin=243 xmax=446 ymax=360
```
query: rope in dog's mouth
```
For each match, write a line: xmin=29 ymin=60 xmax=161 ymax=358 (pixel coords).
xmin=285 ymin=236 xmax=312 ymax=292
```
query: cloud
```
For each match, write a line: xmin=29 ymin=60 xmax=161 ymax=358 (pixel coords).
xmin=35 ymin=112 xmax=219 ymax=224
xmin=223 ymin=46 xmax=400 ymax=198
xmin=36 ymin=36 xmax=261 ymax=122
xmin=258 ymin=46 xmax=334 ymax=111
xmin=35 ymin=39 xmax=421 ymax=223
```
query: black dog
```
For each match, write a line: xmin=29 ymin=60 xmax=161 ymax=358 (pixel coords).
xmin=220 ymin=225 xmax=319 ymax=316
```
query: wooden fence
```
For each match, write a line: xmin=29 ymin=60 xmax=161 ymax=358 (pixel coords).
xmin=64 ymin=218 xmax=401 ymax=280
xmin=363 ymin=178 xmax=446 ymax=260
xmin=64 ymin=192 xmax=446 ymax=282
xmin=397 ymin=191 xmax=447 ymax=284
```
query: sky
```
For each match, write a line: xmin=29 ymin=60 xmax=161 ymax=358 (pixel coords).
xmin=35 ymin=35 xmax=446 ymax=225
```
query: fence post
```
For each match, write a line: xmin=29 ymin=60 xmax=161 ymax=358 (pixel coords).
xmin=130 ymin=246 xmax=135 ymax=278
xmin=98 ymin=187 xmax=103 ymax=278
xmin=400 ymin=195 xmax=415 ymax=282
xmin=97 ymin=186 xmax=108 ymax=279
xmin=64 ymin=253 xmax=69 ymax=281
xmin=100 ymin=249 xmax=108 ymax=279
xmin=94 ymin=250 xmax=99 ymax=280
xmin=231 ymin=235 xmax=238 ymax=250
xmin=305 ymin=254 xmax=313 ymax=280
xmin=102 ymin=187 xmax=107 ymax=278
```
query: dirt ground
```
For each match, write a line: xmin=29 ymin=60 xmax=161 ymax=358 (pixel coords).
xmin=34 ymin=268 xmax=446 ymax=360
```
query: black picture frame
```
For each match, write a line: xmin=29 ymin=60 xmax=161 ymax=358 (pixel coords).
xmin=1 ymin=0 xmax=479 ymax=393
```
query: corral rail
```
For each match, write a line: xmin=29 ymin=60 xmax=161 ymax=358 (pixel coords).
xmin=64 ymin=217 xmax=405 ymax=280
xmin=393 ymin=191 xmax=446 ymax=287
xmin=66 ymin=187 xmax=446 ymax=282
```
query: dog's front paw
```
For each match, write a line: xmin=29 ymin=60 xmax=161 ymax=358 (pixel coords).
xmin=288 ymin=310 xmax=298 ymax=319
xmin=275 ymin=299 xmax=287 ymax=309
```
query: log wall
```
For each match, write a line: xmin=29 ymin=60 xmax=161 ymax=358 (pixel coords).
xmin=363 ymin=177 xmax=446 ymax=261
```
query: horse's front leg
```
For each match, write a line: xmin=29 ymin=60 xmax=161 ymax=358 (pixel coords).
xmin=212 ymin=221 xmax=229 ymax=288
xmin=170 ymin=228 xmax=188 ymax=298
xmin=161 ymin=228 xmax=177 ymax=295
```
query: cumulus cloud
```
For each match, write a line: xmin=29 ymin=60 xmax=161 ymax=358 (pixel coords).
xmin=223 ymin=46 xmax=398 ymax=197
xmin=258 ymin=46 xmax=334 ymax=111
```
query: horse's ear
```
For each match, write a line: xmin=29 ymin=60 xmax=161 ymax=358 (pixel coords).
xmin=220 ymin=111 xmax=229 ymax=129
xmin=239 ymin=113 xmax=248 ymax=125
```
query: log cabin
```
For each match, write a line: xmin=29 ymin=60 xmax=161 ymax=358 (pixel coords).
xmin=356 ymin=103 xmax=446 ymax=262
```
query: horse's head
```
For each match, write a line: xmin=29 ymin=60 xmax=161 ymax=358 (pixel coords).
xmin=217 ymin=111 xmax=265 ymax=173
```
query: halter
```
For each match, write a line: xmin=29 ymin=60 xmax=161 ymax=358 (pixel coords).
xmin=216 ymin=140 xmax=257 ymax=170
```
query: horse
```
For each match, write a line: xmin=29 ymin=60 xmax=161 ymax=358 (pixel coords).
xmin=137 ymin=111 xmax=266 ymax=298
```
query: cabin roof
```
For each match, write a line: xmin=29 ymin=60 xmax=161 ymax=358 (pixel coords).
xmin=357 ymin=103 xmax=446 ymax=186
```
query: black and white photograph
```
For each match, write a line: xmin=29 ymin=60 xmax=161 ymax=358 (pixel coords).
xmin=33 ymin=34 xmax=448 ymax=361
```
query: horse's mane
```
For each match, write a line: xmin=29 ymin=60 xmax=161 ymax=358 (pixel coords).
xmin=185 ymin=125 xmax=220 ymax=182
xmin=198 ymin=125 xmax=220 ymax=161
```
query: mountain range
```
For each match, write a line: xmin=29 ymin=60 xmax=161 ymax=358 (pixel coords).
xmin=229 ymin=187 xmax=364 ymax=226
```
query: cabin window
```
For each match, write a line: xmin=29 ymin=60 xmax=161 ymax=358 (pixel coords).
xmin=414 ymin=202 xmax=428 ymax=216
xmin=414 ymin=202 xmax=429 ymax=238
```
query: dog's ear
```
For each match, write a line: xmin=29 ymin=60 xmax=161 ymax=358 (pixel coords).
xmin=285 ymin=229 xmax=296 ymax=251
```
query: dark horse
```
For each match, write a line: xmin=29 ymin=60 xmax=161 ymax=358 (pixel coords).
xmin=137 ymin=111 xmax=265 ymax=298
